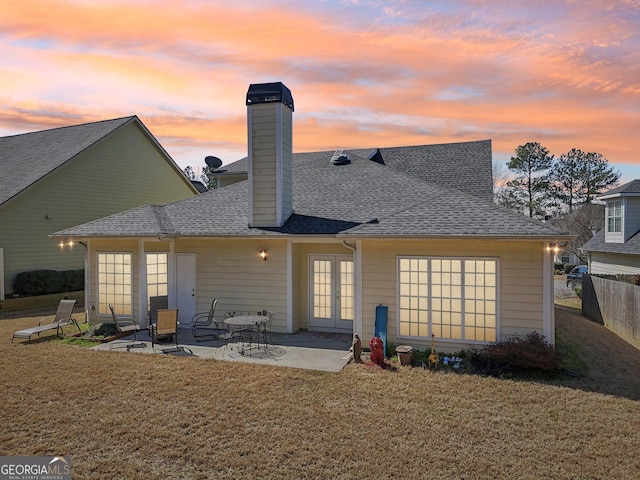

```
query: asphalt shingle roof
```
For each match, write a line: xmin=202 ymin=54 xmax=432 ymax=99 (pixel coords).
xmin=599 ymin=179 xmax=640 ymax=197
xmin=581 ymin=229 xmax=640 ymax=255
xmin=218 ymin=140 xmax=493 ymax=200
xmin=0 ymin=116 xmax=134 ymax=206
xmin=54 ymin=149 xmax=566 ymax=240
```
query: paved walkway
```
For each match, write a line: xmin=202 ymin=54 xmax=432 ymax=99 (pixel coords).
xmin=554 ymin=277 xmax=579 ymax=299
xmin=92 ymin=326 xmax=354 ymax=372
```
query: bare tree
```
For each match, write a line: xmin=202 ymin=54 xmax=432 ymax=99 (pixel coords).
xmin=492 ymin=161 xmax=511 ymax=203
xmin=551 ymin=204 xmax=604 ymax=263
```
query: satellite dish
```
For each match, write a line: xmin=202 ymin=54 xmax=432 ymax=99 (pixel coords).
xmin=205 ymin=156 xmax=223 ymax=169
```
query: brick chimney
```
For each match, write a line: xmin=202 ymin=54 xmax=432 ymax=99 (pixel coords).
xmin=246 ymin=82 xmax=294 ymax=228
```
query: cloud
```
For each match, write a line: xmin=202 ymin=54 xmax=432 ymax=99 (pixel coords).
xmin=0 ymin=0 xmax=639 ymax=175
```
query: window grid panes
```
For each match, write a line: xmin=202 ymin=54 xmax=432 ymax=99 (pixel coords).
xmin=98 ymin=253 xmax=132 ymax=315
xmin=398 ymin=257 xmax=497 ymax=342
xmin=340 ymin=260 xmax=354 ymax=321
xmin=313 ymin=260 xmax=332 ymax=319
xmin=607 ymin=200 xmax=622 ymax=233
xmin=398 ymin=258 xmax=429 ymax=337
xmin=146 ymin=253 xmax=168 ymax=310
xmin=463 ymin=260 xmax=497 ymax=342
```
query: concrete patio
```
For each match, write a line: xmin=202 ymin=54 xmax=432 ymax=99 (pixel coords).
xmin=92 ymin=325 xmax=354 ymax=372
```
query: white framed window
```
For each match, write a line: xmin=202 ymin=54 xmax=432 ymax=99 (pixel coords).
xmin=398 ymin=257 xmax=498 ymax=343
xmin=339 ymin=259 xmax=354 ymax=321
xmin=97 ymin=253 xmax=132 ymax=315
xmin=146 ymin=253 xmax=168 ymax=309
xmin=607 ymin=200 xmax=622 ymax=233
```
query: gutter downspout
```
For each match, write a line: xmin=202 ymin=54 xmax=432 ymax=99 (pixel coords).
xmin=341 ymin=240 xmax=361 ymax=337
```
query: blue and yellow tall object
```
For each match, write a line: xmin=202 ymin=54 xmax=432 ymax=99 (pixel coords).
xmin=375 ymin=304 xmax=388 ymax=357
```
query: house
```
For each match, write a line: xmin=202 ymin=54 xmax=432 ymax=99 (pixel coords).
xmin=0 ymin=116 xmax=198 ymax=299
xmin=549 ymin=204 xmax=605 ymax=267
xmin=581 ymin=180 xmax=640 ymax=274
xmin=52 ymin=82 xmax=570 ymax=352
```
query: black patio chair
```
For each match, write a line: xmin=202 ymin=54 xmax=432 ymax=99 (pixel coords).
xmin=109 ymin=304 xmax=144 ymax=350
xmin=192 ymin=299 xmax=228 ymax=345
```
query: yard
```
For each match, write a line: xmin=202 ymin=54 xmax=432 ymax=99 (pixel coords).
xmin=1 ymin=304 xmax=639 ymax=479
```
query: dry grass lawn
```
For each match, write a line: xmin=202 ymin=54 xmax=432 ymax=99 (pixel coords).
xmin=1 ymin=305 xmax=639 ymax=479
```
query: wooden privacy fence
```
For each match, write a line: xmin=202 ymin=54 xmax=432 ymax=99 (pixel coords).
xmin=582 ymin=274 xmax=640 ymax=349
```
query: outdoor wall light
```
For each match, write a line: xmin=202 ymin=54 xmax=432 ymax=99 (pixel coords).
xmin=259 ymin=249 xmax=268 ymax=261
xmin=547 ymin=241 xmax=567 ymax=254
xmin=59 ymin=239 xmax=75 ymax=249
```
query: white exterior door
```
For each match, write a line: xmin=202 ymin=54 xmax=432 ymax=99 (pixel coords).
xmin=309 ymin=255 xmax=354 ymax=332
xmin=176 ymin=253 xmax=197 ymax=324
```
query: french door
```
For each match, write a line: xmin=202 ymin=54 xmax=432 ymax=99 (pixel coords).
xmin=309 ymin=255 xmax=354 ymax=332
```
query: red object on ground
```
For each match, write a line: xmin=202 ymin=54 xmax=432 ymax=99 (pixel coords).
xmin=369 ymin=336 xmax=385 ymax=366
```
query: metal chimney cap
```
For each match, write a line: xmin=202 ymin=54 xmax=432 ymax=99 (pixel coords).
xmin=246 ymin=82 xmax=294 ymax=111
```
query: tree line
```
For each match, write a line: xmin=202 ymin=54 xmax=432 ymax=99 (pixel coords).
xmin=495 ymin=142 xmax=620 ymax=219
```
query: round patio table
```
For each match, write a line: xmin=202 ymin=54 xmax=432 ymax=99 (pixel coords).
xmin=224 ymin=315 xmax=268 ymax=354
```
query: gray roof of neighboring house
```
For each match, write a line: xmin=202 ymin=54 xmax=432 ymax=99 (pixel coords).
xmin=190 ymin=180 xmax=208 ymax=193
xmin=216 ymin=140 xmax=493 ymax=200
xmin=581 ymin=180 xmax=640 ymax=255
xmin=0 ymin=117 xmax=134 ymax=206
xmin=54 ymin=149 xmax=567 ymax=240
xmin=598 ymin=179 xmax=640 ymax=198
xmin=581 ymin=229 xmax=640 ymax=255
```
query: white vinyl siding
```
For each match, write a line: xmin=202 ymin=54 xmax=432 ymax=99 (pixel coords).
xmin=248 ymin=102 xmax=293 ymax=227
xmin=361 ymin=239 xmax=545 ymax=350
xmin=398 ymin=257 xmax=498 ymax=343
xmin=176 ymin=238 xmax=288 ymax=333
xmin=590 ymin=252 xmax=640 ymax=275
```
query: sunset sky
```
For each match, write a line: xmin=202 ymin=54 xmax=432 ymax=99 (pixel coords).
xmin=2 ymin=0 xmax=640 ymax=183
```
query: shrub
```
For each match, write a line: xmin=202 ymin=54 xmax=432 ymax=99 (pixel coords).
xmin=554 ymin=262 xmax=565 ymax=273
xmin=61 ymin=269 xmax=84 ymax=291
xmin=472 ymin=332 xmax=562 ymax=376
xmin=564 ymin=264 xmax=577 ymax=274
xmin=13 ymin=269 xmax=84 ymax=296
xmin=93 ymin=323 xmax=119 ymax=337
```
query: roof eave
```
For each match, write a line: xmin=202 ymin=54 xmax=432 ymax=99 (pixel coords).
xmin=336 ymin=233 xmax=576 ymax=241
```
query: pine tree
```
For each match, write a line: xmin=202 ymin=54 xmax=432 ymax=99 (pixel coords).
xmin=506 ymin=142 xmax=554 ymax=218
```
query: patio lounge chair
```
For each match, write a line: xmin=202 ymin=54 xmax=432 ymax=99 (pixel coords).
xmin=12 ymin=299 xmax=80 ymax=343
xmin=192 ymin=299 xmax=228 ymax=345
xmin=151 ymin=308 xmax=179 ymax=348
xmin=109 ymin=304 xmax=144 ymax=350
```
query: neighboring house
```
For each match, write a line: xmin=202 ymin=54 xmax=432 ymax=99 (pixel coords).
xmin=53 ymin=82 xmax=570 ymax=352
xmin=554 ymin=250 xmax=581 ymax=265
xmin=549 ymin=203 xmax=604 ymax=267
xmin=581 ymin=180 xmax=640 ymax=274
xmin=0 ymin=116 xmax=199 ymax=299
